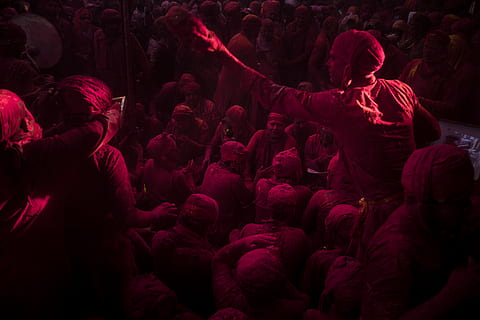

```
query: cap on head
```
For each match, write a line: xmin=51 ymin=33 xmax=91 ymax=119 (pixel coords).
xmin=267 ymin=183 xmax=298 ymax=211
xmin=172 ymin=104 xmax=194 ymax=118
xmin=236 ymin=248 xmax=286 ymax=298
xmin=101 ymin=8 xmax=121 ymax=24
xmin=402 ymin=144 xmax=473 ymax=204
xmin=225 ymin=105 xmax=247 ymax=124
xmin=220 ymin=140 xmax=247 ymax=162
xmin=267 ymin=112 xmax=288 ymax=123
xmin=58 ymin=75 xmax=112 ymax=115
xmin=331 ymin=30 xmax=385 ymax=78
xmin=146 ymin=133 xmax=177 ymax=160
xmin=182 ymin=193 xmax=219 ymax=224
xmin=272 ymin=147 xmax=302 ymax=182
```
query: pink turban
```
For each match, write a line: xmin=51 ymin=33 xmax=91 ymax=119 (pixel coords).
xmin=146 ymin=133 xmax=176 ymax=159
xmin=267 ymin=183 xmax=297 ymax=208
xmin=225 ymin=105 xmax=248 ymax=124
xmin=100 ymin=8 xmax=121 ymax=24
xmin=267 ymin=112 xmax=288 ymax=123
xmin=223 ymin=1 xmax=241 ymax=15
xmin=294 ymin=5 xmax=311 ymax=19
xmin=200 ymin=0 xmax=220 ymax=16
xmin=172 ymin=104 xmax=194 ymax=118
xmin=261 ymin=0 xmax=280 ymax=17
xmin=236 ymin=248 xmax=286 ymax=298
xmin=0 ymin=89 xmax=39 ymax=147
xmin=402 ymin=144 xmax=473 ymax=204
xmin=241 ymin=14 xmax=261 ymax=33
xmin=273 ymin=147 xmax=303 ymax=183
xmin=58 ymin=75 xmax=112 ymax=115
xmin=325 ymin=204 xmax=359 ymax=249
xmin=182 ymin=194 xmax=219 ymax=224
xmin=220 ymin=140 xmax=247 ymax=162
xmin=331 ymin=30 xmax=385 ymax=79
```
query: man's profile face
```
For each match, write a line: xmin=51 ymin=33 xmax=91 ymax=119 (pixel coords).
xmin=327 ymin=49 xmax=348 ymax=87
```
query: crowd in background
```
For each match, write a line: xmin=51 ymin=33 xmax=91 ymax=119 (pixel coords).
xmin=1 ymin=0 xmax=480 ymax=319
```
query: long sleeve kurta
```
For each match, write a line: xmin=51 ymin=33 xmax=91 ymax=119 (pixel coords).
xmin=240 ymin=67 xmax=439 ymax=200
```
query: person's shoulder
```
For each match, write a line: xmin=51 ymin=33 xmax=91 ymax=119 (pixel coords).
xmin=367 ymin=209 xmax=417 ymax=258
xmin=377 ymin=78 xmax=415 ymax=96
xmin=250 ymin=129 xmax=266 ymax=140
xmin=205 ymin=161 xmax=223 ymax=173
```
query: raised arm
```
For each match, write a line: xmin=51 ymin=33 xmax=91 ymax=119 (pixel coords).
xmin=164 ymin=8 xmax=339 ymax=127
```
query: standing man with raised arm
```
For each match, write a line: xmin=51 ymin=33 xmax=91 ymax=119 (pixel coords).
xmin=164 ymin=7 xmax=441 ymax=258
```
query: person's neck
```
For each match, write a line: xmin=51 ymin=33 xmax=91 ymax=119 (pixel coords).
xmin=350 ymin=74 xmax=376 ymax=87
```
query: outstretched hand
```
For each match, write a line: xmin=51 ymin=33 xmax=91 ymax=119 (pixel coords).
xmin=163 ymin=6 xmax=230 ymax=57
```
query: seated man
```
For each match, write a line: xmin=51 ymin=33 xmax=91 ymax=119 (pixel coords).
xmin=201 ymin=141 xmax=253 ymax=247
xmin=362 ymin=145 xmax=480 ymax=319
xmin=180 ymin=80 xmax=219 ymax=139
xmin=165 ymin=104 xmax=209 ymax=166
xmin=246 ymin=112 xmax=296 ymax=179
xmin=204 ymin=105 xmax=255 ymax=166
xmin=141 ymin=132 xmax=195 ymax=208
xmin=152 ymin=194 xmax=218 ymax=317
xmin=234 ymin=183 xmax=309 ymax=283
xmin=212 ymin=235 xmax=310 ymax=319
xmin=302 ymin=204 xmax=360 ymax=306
xmin=255 ymin=148 xmax=312 ymax=225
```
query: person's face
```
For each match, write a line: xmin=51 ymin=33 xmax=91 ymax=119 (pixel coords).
xmin=327 ymin=49 xmax=348 ymax=87
xmin=266 ymin=119 xmax=285 ymax=138
xmin=272 ymin=155 xmax=289 ymax=177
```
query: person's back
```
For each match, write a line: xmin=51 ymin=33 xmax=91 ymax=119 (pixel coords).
xmin=143 ymin=159 xmax=192 ymax=206
xmin=331 ymin=78 xmax=417 ymax=199
xmin=0 ymin=89 xmax=118 ymax=318
xmin=163 ymin=9 xmax=440 ymax=258
xmin=201 ymin=141 xmax=252 ymax=246
xmin=363 ymin=145 xmax=477 ymax=319
xmin=152 ymin=194 xmax=218 ymax=316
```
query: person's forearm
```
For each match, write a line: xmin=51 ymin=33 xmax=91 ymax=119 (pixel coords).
xmin=127 ymin=208 xmax=157 ymax=227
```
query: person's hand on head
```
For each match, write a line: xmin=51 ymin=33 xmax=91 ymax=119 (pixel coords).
xmin=152 ymin=202 xmax=178 ymax=229
xmin=246 ymin=233 xmax=277 ymax=249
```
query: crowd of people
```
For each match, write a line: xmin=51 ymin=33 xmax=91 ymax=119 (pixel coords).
xmin=1 ymin=0 xmax=480 ymax=319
